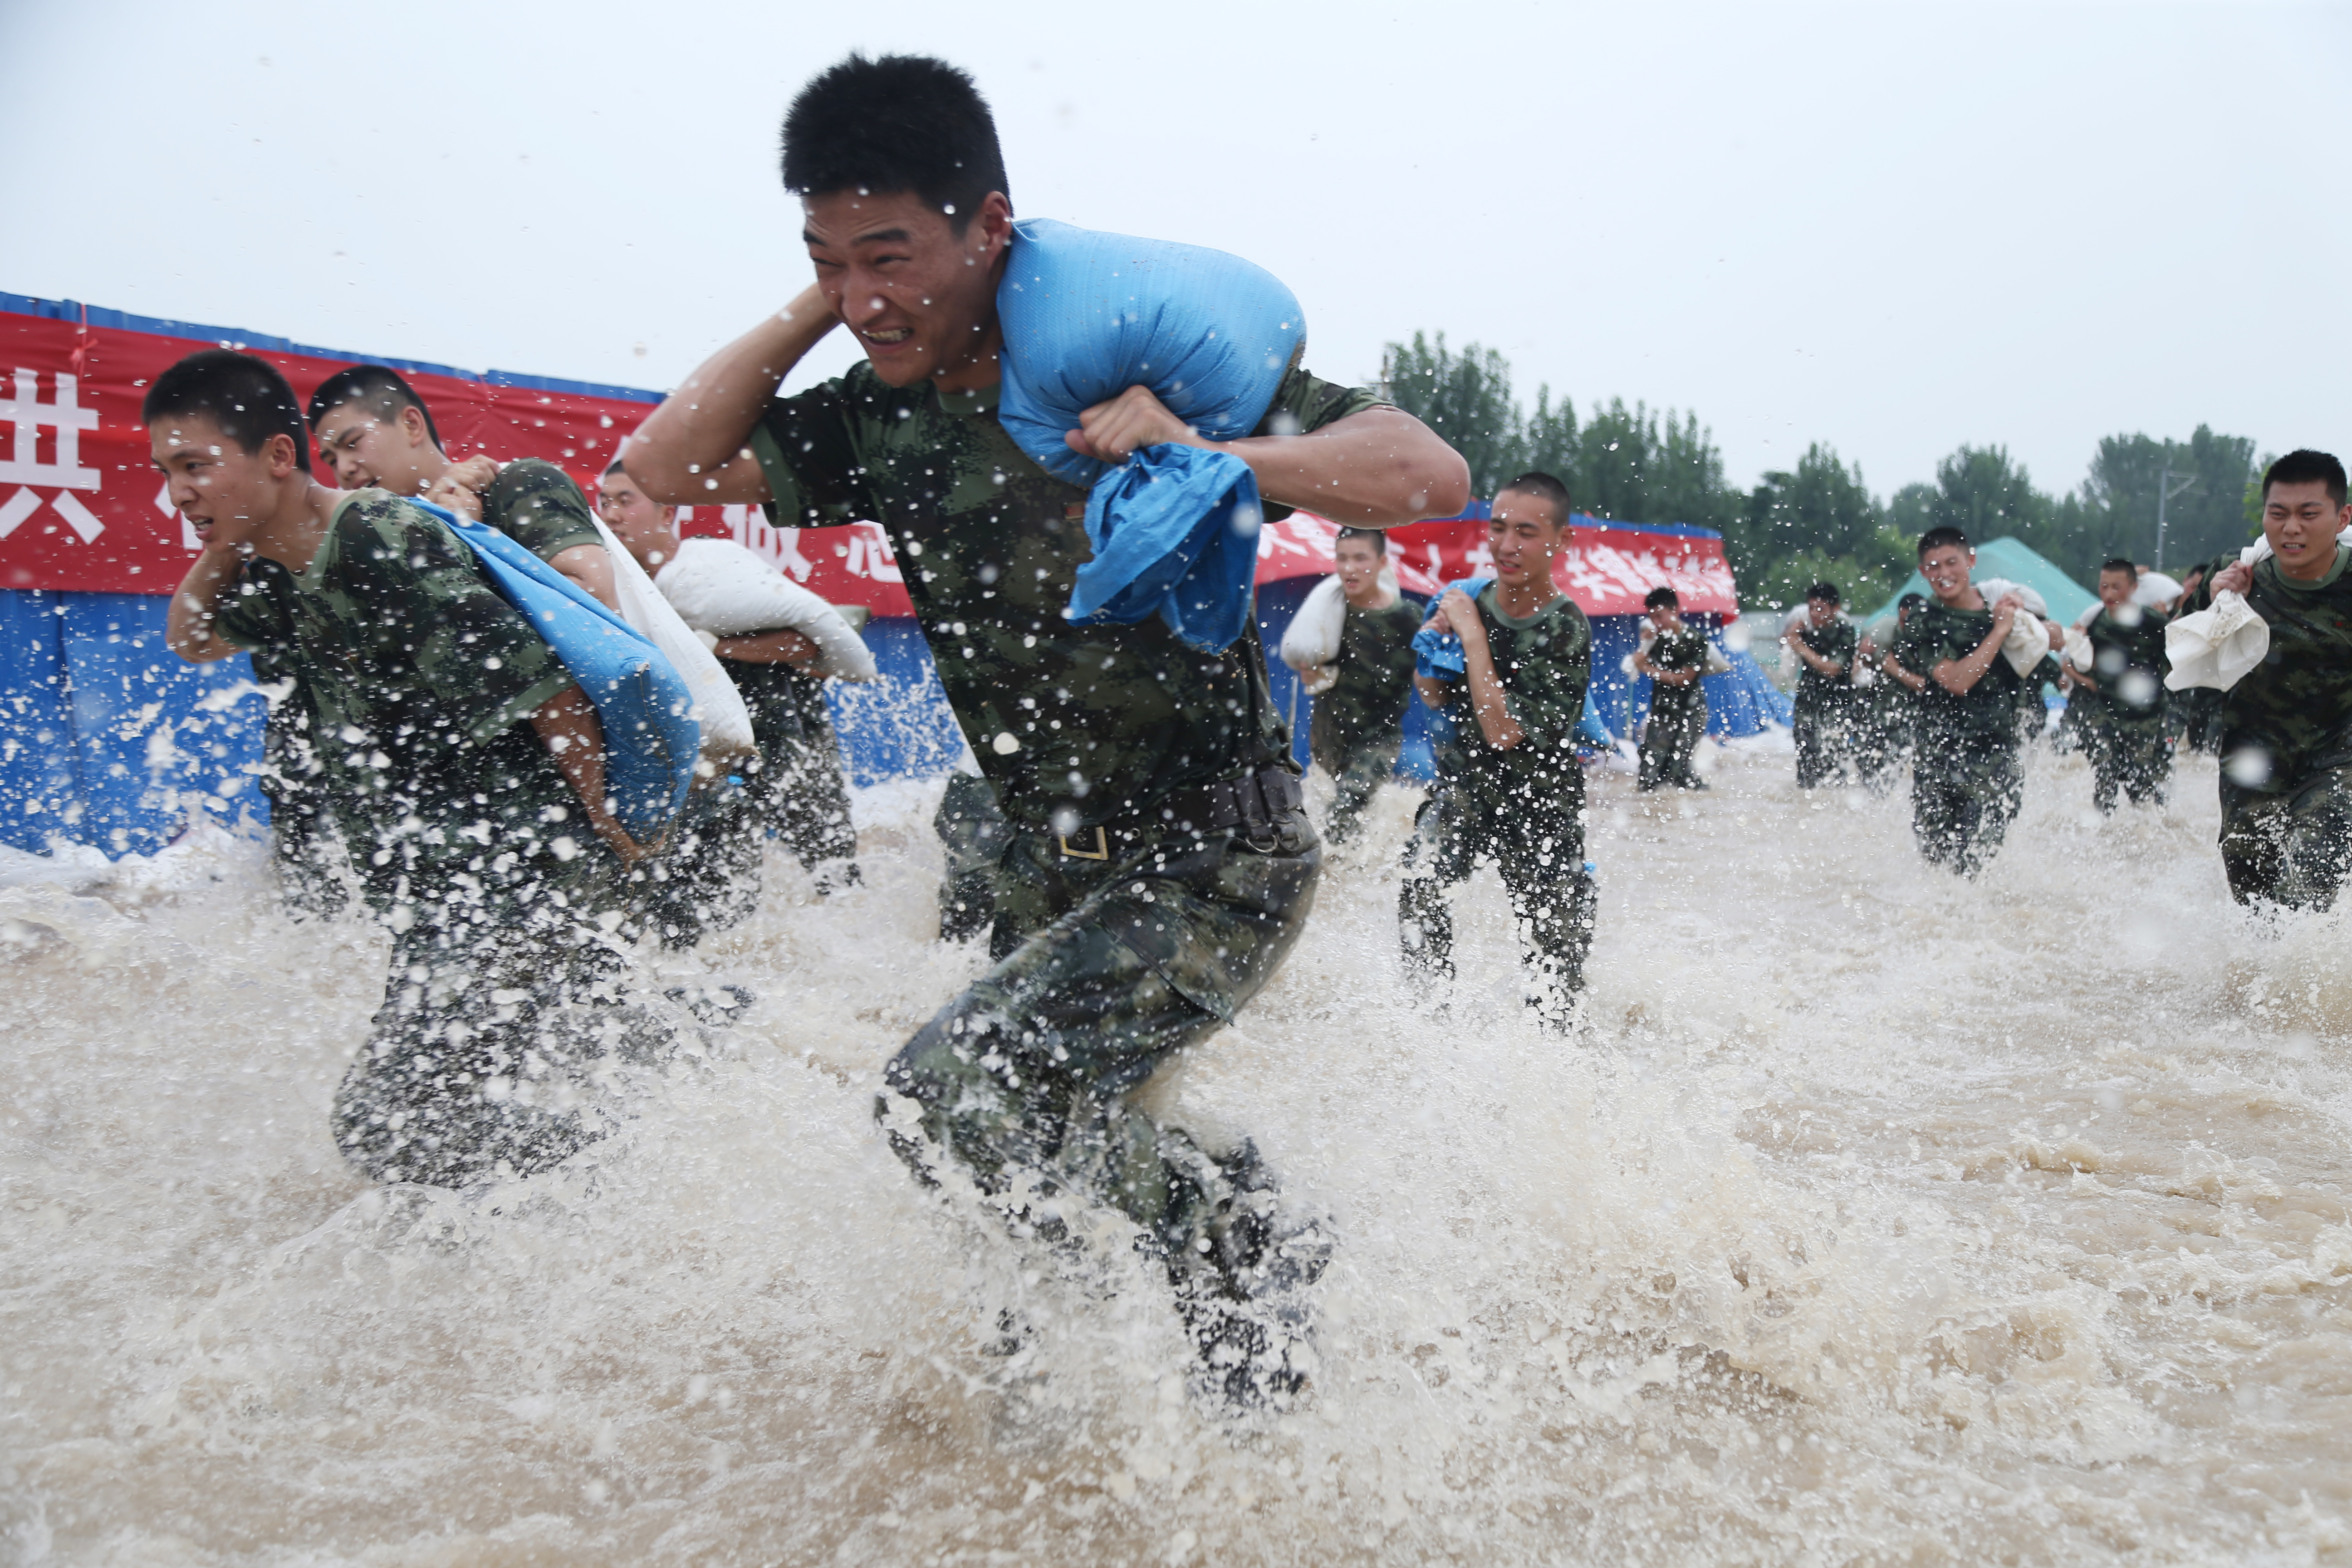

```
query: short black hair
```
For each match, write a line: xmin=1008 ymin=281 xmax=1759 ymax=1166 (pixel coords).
xmin=306 ymin=364 xmax=443 ymax=450
xmin=1644 ymin=586 xmax=1679 ymax=611
xmin=1917 ymin=525 xmax=1970 ymax=559
xmin=142 ymin=349 xmax=312 ymax=474
xmin=2264 ymin=449 xmax=2347 ymax=508
xmin=2099 ymin=558 xmax=2138 ymax=579
xmin=1806 ymin=581 xmax=1841 ymax=605
xmin=1897 ymin=592 xmax=1928 ymax=615
xmin=782 ymin=54 xmax=1008 ymax=230
xmin=1498 ymin=471 xmax=1573 ymax=529
xmin=1334 ymin=525 xmax=1386 ymax=555
xmin=602 ymin=457 xmax=629 ymax=479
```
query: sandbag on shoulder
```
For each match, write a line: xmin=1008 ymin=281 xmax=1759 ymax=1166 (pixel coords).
xmin=1280 ymin=576 xmax=1349 ymax=696
xmin=1975 ymin=578 xmax=2052 ymax=675
xmin=425 ymin=501 xmax=698 ymax=843
xmin=996 ymin=218 xmax=1307 ymax=654
xmin=1410 ymin=577 xmax=1493 ymax=749
xmin=2164 ymin=590 xmax=2269 ymax=691
xmin=592 ymin=518 xmax=755 ymax=758
xmin=653 ymin=538 xmax=877 ymax=682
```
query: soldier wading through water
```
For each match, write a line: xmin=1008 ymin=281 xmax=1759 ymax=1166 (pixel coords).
xmin=624 ymin=53 xmax=1468 ymax=1408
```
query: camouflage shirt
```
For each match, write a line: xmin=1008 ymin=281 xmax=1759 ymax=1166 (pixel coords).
xmin=749 ymin=364 xmax=1384 ymax=829
xmin=1792 ymin=617 xmax=1857 ymax=711
xmin=213 ymin=489 xmax=609 ymax=910
xmin=1891 ymin=599 xmax=2024 ymax=756
xmin=1313 ymin=593 xmax=1422 ymax=751
xmin=2083 ymin=604 xmax=2171 ymax=723
xmin=2216 ymin=547 xmax=2352 ymax=794
xmin=1434 ymin=587 xmax=1593 ymax=821
xmin=1645 ymin=624 xmax=1710 ymax=715
xmin=482 ymin=458 xmax=601 ymax=564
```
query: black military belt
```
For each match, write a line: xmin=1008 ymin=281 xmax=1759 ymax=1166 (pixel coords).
xmin=1049 ymin=764 xmax=1305 ymax=859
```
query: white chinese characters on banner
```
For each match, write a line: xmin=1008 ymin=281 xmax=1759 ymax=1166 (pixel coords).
xmin=0 ymin=368 xmax=104 ymax=543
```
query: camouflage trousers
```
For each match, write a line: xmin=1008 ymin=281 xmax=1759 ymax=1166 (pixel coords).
xmin=2087 ymin=715 xmax=2172 ymax=814
xmin=638 ymin=770 xmax=764 ymax=949
xmin=2220 ymin=764 xmax=2352 ymax=912
xmin=1793 ymin=693 xmax=1857 ymax=789
xmin=1911 ymin=738 xmax=2022 ymax=876
xmin=933 ymin=771 xmax=1014 ymax=944
xmin=1638 ymin=696 xmax=1708 ymax=791
xmin=1309 ymin=725 xmax=1401 ymax=846
xmin=878 ymin=802 xmax=1321 ymax=1298
xmin=333 ymin=871 xmax=672 ymax=1188
xmin=1397 ymin=790 xmax=1595 ymax=1011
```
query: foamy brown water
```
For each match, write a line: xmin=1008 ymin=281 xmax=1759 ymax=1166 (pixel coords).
xmin=5 ymin=741 xmax=2349 ymax=1566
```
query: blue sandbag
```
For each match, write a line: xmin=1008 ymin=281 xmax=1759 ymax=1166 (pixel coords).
xmin=996 ymin=218 xmax=1307 ymax=653
xmin=419 ymin=500 xmax=698 ymax=843
xmin=1410 ymin=578 xmax=1492 ymax=746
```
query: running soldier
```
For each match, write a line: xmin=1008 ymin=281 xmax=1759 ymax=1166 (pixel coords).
xmin=1633 ymin=586 xmax=1709 ymax=791
xmin=1398 ymin=474 xmax=1597 ymax=1018
xmin=2193 ymin=451 xmax=2352 ymax=910
xmin=157 ymin=351 xmax=664 ymax=1187
xmin=2067 ymin=558 xmax=2172 ymax=813
xmin=1306 ymin=527 xmax=1422 ymax=843
xmin=1784 ymin=582 xmax=1858 ymax=788
xmin=622 ymin=54 xmax=1469 ymax=1405
xmin=1887 ymin=527 xmax=2031 ymax=875
xmin=1852 ymin=593 xmax=1925 ymax=788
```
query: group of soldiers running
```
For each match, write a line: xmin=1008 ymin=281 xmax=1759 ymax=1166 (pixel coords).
xmin=144 ymin=46 xmax=2352 ymax=1412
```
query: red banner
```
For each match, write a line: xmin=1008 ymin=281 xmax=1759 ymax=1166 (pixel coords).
xmin=1 ymin=303 xmax=1735 ymax=619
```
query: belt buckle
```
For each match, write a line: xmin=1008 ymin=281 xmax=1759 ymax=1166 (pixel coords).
xmin=1057 ymin=826 xmax=1111 ymax=861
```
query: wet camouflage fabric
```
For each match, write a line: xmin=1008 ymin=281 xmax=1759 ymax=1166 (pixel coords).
xmin=1892 ymin=600 xmax=2026 ymax=874
xmin=1792 ymin=617 xmax=1858 ymax=711
xmin=750 ymin=364 xmax=1382 ymax=831
xmin=728 ymin=658 xmax=859 ymax=873
xmin=1401 ymin=587 xmax=1595 ymax=1012
xmin=878 ymin=809 xmax=1322 ymax=1324
xmin=2078 ymin=605 xmax=2173 ymax=813
xmin=1306 ymin=594 xmax=1421 ymax=844
xmin=753 ymin=357 xmax=1375 ymax=1352
xmin=1790 ymin=617 xmax=1860 ymax=788
xmin=480 ymin=458 xmax=602 ymax=564
xmin=213 ymin=489 xmax=657 ymax=1186
xmin=934 ymin=770 xmax=1013 ymax=942
xmin=2205 ymin=549 xmax=2352 ymax=907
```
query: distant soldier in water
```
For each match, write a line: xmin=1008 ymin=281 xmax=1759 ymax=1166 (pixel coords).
xmin=1633 ymin=587 xmax=1709 ymax=791
xmin=2065 ymin=558 xmax=2173 ymax=813
xmin=1852 ymin=592 xmax=1925 ymax=789
xmin=1304 ymin=527 xmax=1423 ymax=844
xmin=1887 ymin=528 xmax=2032 ymax=875
xmin=2169 ymin=557 xmax=2234 ymax=755
xmin=1784 ymin=582 xmax=1858 ymax=788
xmin=2182 ymin=450 xmax=2352 ymax=910
xmin=1400 ymin=474 xmax=1597 ymax=1019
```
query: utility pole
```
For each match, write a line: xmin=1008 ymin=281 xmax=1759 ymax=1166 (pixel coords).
xmin=2154 ymin=461 xmax=2197 ymax=571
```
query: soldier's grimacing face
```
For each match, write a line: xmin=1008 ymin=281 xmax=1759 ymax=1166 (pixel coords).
xmin=312 ymin=402 xmax=434 ymax=494
xmin=2098 ymin=569 xmax=2136 ymax=612
xmin=597 ymin=472 xmax=678 ymax=569
xmin=803 ymin=188 xmax=1013 ymax=389
xmin=1488 ymin=490 xmax=1563 ymax=590
xmin=2263 ymin=480 xmax=2351 ymax=578
xmin=1334 ymin=538 xmax=1383 ymax=597
xmin=149 ymin=413 xmax=288 ymax=546
xmin=1920 ymin=544 xmax=1973 ymax=603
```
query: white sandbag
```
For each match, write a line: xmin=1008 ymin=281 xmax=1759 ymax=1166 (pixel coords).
xmin=655 ymin=537 xmax=878 ymax=682
xmin=2133 ymin=572 xmax=2181 ymax=608
xmin=1704 ymin=642 xmax=1732 ymax=676
xmin=2164 ymin=589 xmax=2269 ymax=691
xmin=2062 ymin=626 xmax=2094 ymax=673
xmin=592 ymin=518 xmax=755 ymax=758
xmin=1972 ymin=578 xmax=2051 ymax=674
xmin=1279 ymin=576 xmax=1348 ymax=696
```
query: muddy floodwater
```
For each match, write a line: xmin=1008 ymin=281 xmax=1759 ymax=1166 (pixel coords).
xmin=5 ymin=740 xmax=2349 ymax=1566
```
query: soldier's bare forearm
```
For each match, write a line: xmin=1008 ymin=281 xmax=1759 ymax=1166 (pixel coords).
xmin=1460 ymin=642 xmax=1524 ymax=749
xmin=166 ymin=545 xmax=247 ymax=664
xmin=627 ymin=287 xmax=839 ymax=507
xmin=529 ymin=685 xmax=649 ymax=864
xmin=1217 ymin=407 xmax=1470 ymax=526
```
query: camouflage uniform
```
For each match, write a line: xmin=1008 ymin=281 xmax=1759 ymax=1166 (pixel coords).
xmin=1636 ymin=625 xmax=1710 ymax=791
xmin=2171 ymin=556 xmax=2239 ymax=756
xmin=2077 ymin=605 xmax=2172 ymax=812
xmin=934 ymin=769 xmax=1014 ymax=942
xmin=1892 ymin=601 xmax=2024 ymax=875
xmin=750 ymin=363 xmax=1379 ymax=1372
xmin=1790 ymin=617 xmax=1859 ymax=788
xmin=1305 ymin=593 xmax=1421 ymax=843
xmin=728 ymin=658 xmax=860 ymax=877
xmin=256 ymin=459 xmax=600 ymax=918
xmin=1398 ymin=586 xmax=1597 ymax=1013
xmin=214 ymin=489 xmax=657 ymax=1187
xmin=2202 ymin=548 xmax=2352 ymax=910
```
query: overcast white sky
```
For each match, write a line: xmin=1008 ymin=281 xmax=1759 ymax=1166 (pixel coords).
xmin=4 ymin=0 xmax=2342 ymax=509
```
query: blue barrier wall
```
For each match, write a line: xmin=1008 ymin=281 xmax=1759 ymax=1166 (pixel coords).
xmin=2 ymin=582 xmax=1793 ymax=858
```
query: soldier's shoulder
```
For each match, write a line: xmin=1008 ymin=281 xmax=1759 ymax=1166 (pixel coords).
xmin=490 ymin=457 xmax=585 ymax=500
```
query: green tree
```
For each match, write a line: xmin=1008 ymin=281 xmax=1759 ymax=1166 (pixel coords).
xmin=2079 ymin=426 xmax=2259 ymax=571
xmin=1519 ymin=386 xmax=1579 ymax=494
xmin=1381 ymin=333 xmax=1523 ymax=498
xmin=1730 ymin=443 xmax=1907 ymax=609
xmin=1573 ymin=399 xmax=1738 ymax=529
